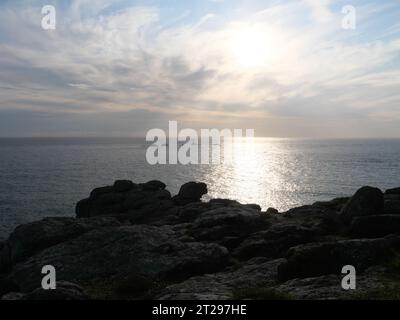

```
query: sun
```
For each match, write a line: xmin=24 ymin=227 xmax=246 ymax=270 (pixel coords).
xmin=230 ymin=26 xmax=273 ymax=68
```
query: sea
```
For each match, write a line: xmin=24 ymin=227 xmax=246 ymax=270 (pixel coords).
xmin=0 ymin=137 xmax=399 ymax=240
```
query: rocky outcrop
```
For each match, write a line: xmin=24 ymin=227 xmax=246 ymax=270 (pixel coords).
xmin=2 ymin=281 xmax=87 ymax=300
xmin=187 ymin=206 xmax=273 ymax=247
xmin=7 ymin=225 xmax=229 ymax=292
xmin=385 ymin=187 xmax=400 ymax=195
xmin=1 ymin=182 xmax=400 ymax=300
xmin=277 ymin=235 xmax=400 ymax=281
xmin=384 ymin=192 xmax=400 ymax=215
xmin=350 ymin=215 xmax=400 ymax=238
xmin=0 ymin=277 xmax=19 ymax=296
xmin=75 ymin=180 xmax=172 ymax=221
xmin=340 ymin=186 xmax=384 ymax=223
xmin=275 ymin=266 xmax=386 ymax=300
xmin=158 ymin=258 xmax=284 ymax=300
xmin=172 ymin=182 xmax=208 ymax=205
xmin=233 ymin=224 xmax=316 ymax=260
xmin=6 ymin=217 xmax=121 ymax=268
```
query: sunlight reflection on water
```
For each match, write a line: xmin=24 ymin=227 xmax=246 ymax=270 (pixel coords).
xmin=1 ymin=137 xmax=400 ymax=239
xmin=201 ymin=137 xmax=400 ymax=211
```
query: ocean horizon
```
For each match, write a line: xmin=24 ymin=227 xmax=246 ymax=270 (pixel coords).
xmin=1 ymin=137 xmax=399 ymax=240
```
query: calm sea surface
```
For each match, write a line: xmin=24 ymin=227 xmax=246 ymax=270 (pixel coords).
xmin=0 ymin=137 xmax=399 ymax=240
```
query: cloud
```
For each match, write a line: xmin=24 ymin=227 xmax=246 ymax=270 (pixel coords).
xmin=0 ymin=0 xmax=399 ymax=137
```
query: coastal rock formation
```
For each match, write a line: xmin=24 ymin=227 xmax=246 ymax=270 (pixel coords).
xmin=7 ymin=225 xmax=229 ymax=292
xmin=172 ymin=182 xmax=208 ymax=205
xmin=277 ymin=235 xmax=400 ymax=281
xmin=2 ymin=281 xmax=88 ymax=300
xmin=75 ymin=180 xmax=174 ymax=225
xmin=233 ymin=224 xmax=316 ymax=260
xmin=4 ymin=217 xmax=121 ymax=270
xmin=158 ymin=258 xmax=284 ymax=300
xmin=1 ymin=181 xmax=400 ymax=300
xmin=350 ymin=215 xmax=400 ymax=238
xmin=340 ymin=186 xmax=384 ymax=222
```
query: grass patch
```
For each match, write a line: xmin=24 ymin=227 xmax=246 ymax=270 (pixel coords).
xmin=232 ymin=287 xmax=293 ymax=300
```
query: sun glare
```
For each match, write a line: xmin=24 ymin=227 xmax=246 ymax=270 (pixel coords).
xmin=230 ymin=26 xmax=273 ymax=68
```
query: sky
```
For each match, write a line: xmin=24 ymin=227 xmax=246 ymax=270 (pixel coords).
xmin=0 ymin=0 xmax=399 ymax=138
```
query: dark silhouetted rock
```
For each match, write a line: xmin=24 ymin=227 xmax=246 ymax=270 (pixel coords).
xmin=113 ymin=180 xmax=135 ymax=193
xmin=266 ymin=208 xmax=279 ymax=215
xmin=8 ymin=225 xmax=229 ymax=292
xmin=340 ymin=186 xmax=384 ymax=223
xmin=384 ymin=199 xmax=400 ymax=215
xmin=5 ymin=217 xmax=121 ymax=266
xmin=385 ymin=187 xmax=400 ymax=195
xmin=0 ymin=241 xmax=11 ymax=272
xmin=76 ymin=180 xmax=173 ymax=219
xmin=277 ymin=235 xmax=400 ymax=281
xmin=282 ymin=205 xmax=342 ymax=235
xmin=4 ymin=180 xmax=400 ymax=300
xmin=158 ymin=258 xmax=284 ymax=300
xmin=173 ymin=182 xmax=208 ymax=205
xmin=275 ymin=266 xmax=385 ymax=300
xmin=244 ymin=204 xmax=262 ymax=211
xmin=188 ymin=207 xmax=274 ymax=245
xmin=312 ymin=197 xmax=350 ymax=211
xmin=141 ymin=180 xmax=166 ymax=191
xmin=233 ymin=224 xmax=316 ymax=260
xmin=90 ymin=186 xmax=114 ymax=198
xmin=0 ymin=278 xmax=19 ymax=296
xmin=350 ymin=215 xmax=400 ymax=238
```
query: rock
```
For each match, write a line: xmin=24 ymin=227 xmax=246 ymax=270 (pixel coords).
xmin=158 ymin=258 xmax=284 ymax=300
xmin=277 ymin=235 xmax=400 ymax=282
xmin=340 ymin=186 xmax=384 ymax=223
xmin=1 ymin=292 xmax=26 ymax=300
xmin=188 ymin=207 xmax=275 ymax=245
xmin=385 ymin=188 xmax=400 ymax=195
xmin=8 ymin=225 xmax=229 ymax=292
xmin=350 ymin=215 xmax=400 ymax=238
xmin=174 ymin=202 xmax=212 ymax=223
xmin=76 ymin=180 xmax=173 ymax=219
xmin=266 ymin=208 xmax=279 ymax=215
xmin=384 ymin=199 xmax=400 ymax=215
xmin=0 ymin=241 xmax=11 ymax=272
xmin=282 ymin=205 xmax=342 ymax=235
xmin=75 ymin=198 xmax=91 ymax=217
xmin=0 ymin=278 xmax=19 ymax=296
xmin=173 ymin=200 xmax=263 ymax=225
xmin=90 ymin=186 xmax=114 ymax=198
xmin=113 ymin=180 xmax=135 ymax=193
xmin=312 ymin=197 xmax=350 ymax=211
xmin=5 ymin=216 xmax=121 ymax=265
xmin=233 ymin=224 xmax=316 ymax=260
xmin=209 ymin=199 xmax=241 ymax=206
xmin=244 ymin=204 xmax=262 ymax=211
xmin=173 ymin=182 xmax=208 ymax=205
xmin=76 ymin=193 xmax=124 ymax=218
xmin=23 ymin=281 xmax=88 ymax=300
xmin=275 ymin=266 xmax=386 ymax=300
xmin=4 ymin=180 xmax=400 ymax=300
xmin=141 ymin=180 xmax=166 ymax=191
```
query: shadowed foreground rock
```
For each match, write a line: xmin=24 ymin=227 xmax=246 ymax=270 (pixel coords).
xmin=1 ymin=181 xmax=400 ymax=300
xmin=340 ymin=186 xmax=384 ymax=222
xmin=277 ymin=235 xmax=400 ymax=282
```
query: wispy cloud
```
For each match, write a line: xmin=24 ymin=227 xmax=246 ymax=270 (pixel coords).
xmin=0 ymin=0 xmax=399 ymax=137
